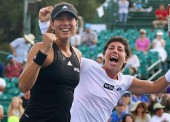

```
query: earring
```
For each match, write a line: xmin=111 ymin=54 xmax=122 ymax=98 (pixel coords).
xmin=51 ymin=29 xmax=55 ymax=34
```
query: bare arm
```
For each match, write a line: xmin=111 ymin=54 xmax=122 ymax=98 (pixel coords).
xmin=128 ymin=76 xmax=170 ymax=94
xmin=18 ymin=43 xmax=42 ymax=93
xmin=19 ymin=33 xmax=57 ymax=93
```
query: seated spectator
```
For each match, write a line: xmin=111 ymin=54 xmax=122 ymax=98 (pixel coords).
xmin=125 ymin=50 xmax=140 ymax=75
xmin=121 ymin=92 xmax=134 ymax=113
xmin=122 ymin=113 xmax=135 ymax=122
xmin=108 ymin=99 xmax=126 ymax=122
xmin=8 ymin=96 xmax=24 ymax=120
xmin=0 ymin=104 xmax=4 ymax=121
xmin=148 ymin=93 xmax=170 ymax=115
xmin=135 ymin=29 xmax=151 ymax=54
xmin=152 ymin=4 xmax=168 ymax=29
xmin=151 ymin=103 xmax=170 ymax=122
xmin=96 ymin=53 xmax=104 ymax=66
xmin=0 ymin=77 xmax=6 ymax=95
xmin=4 ymin=55 xmax=23 ymax=81
xmin=9 ymin=34 xmax=35 ymax=64
xmin=81 ymin=23 xmax=98 ymax=49
xmin=150 ymin=31 xmax=167 ymax=62
xmin=130 ymin=101 xmax=151 ymax=122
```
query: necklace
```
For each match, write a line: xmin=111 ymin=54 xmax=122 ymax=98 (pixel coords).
xmin=62 ymin=54 xmax=66 ymax=60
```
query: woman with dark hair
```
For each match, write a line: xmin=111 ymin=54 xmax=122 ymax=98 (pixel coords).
xmin=122 ymin=114 xmax=135 ymax=122
xmin=19 ymin=2 xmax=81 ymax=122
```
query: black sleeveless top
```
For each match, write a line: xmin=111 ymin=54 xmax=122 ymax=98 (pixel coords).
xmin=24 ymin=44 xmax=80 ymax=122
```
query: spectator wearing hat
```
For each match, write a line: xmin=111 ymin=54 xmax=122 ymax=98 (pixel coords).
xmin=150 ymin=31 xmax=167 ymax=62
xmin=9 ymin=33 xmax=35 ymax=63
xmin=148 ymin=93 xmax=170 ymax=115
xmin=130 ymin=101 xmax=151 ymax=122
xmin=81 ymin=23 xmax=98 ymax=49
xmin=121 ymin=92 xmax=134 ymax=113
xmin=96 ymin=53 xmax=104 ymax=66
xmin=4 ymin=54 xmax=23 ymax=81
xmin=151 ymin=103 xmax=170 ymax=122
xmin=108 ymin=99 xmax=126 ymax=122
xmin=135 ymin=29 xmax=151 ymax=54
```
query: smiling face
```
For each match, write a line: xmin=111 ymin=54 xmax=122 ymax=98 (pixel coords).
xmin=102 ymin=37 xmax=131 ymax=74
xmin=51 ymin=12 xmax=78 ymax=42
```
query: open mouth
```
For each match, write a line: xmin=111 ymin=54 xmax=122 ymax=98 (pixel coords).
xmin=110 ymin=56 xmax=118 ymax=63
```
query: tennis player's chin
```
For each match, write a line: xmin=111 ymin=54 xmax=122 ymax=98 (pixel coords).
xmin=61 ymin=35 xmax=71 ymax=41
xmin=109 ymin=61 xmax=118 ymax=66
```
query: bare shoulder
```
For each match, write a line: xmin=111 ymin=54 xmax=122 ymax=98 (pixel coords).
xmin=72 ymin=46 xmax=82 ymax=62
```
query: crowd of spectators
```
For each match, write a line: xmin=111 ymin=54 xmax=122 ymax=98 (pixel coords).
xmin=108 ymin=92 xmax=170 ymax=122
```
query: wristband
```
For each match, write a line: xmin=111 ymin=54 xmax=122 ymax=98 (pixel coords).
xmin=33 ymin=50 xmax=47 ymax=66
xmin=38 ymin=20 xmax=50 ymax=34
xmin=165 ymin=70 xmax=170 ymax=83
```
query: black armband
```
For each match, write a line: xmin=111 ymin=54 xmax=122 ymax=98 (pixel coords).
xmin=33 ymin=50 xmax=47 ymax=66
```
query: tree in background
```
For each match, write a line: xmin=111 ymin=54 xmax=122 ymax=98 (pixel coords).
xmin=0 ymin=0 xmax=104 ymax=44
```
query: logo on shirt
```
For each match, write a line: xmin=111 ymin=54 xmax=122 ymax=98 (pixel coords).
xmin=67 ymin=61 xmax=72 ymax=66
xmin=74 ymin=68 xmax=80 ymax=72
xmin=62 ymin=6 xmax=68 ymax=10
xmin=117 ymin=87 xmax=122 ymax=91
xmin=103 ymin=83 xmax=114 ymax=91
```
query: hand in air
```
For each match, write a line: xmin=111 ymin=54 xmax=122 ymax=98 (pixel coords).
xmin=41 ymin=33 xmax=58 ymax=54
xmin=39 ymin=6 xmax=53 ymax=22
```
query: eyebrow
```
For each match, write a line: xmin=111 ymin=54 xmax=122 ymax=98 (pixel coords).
xmin=109 ymin=45 xmax=124 ymax=49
